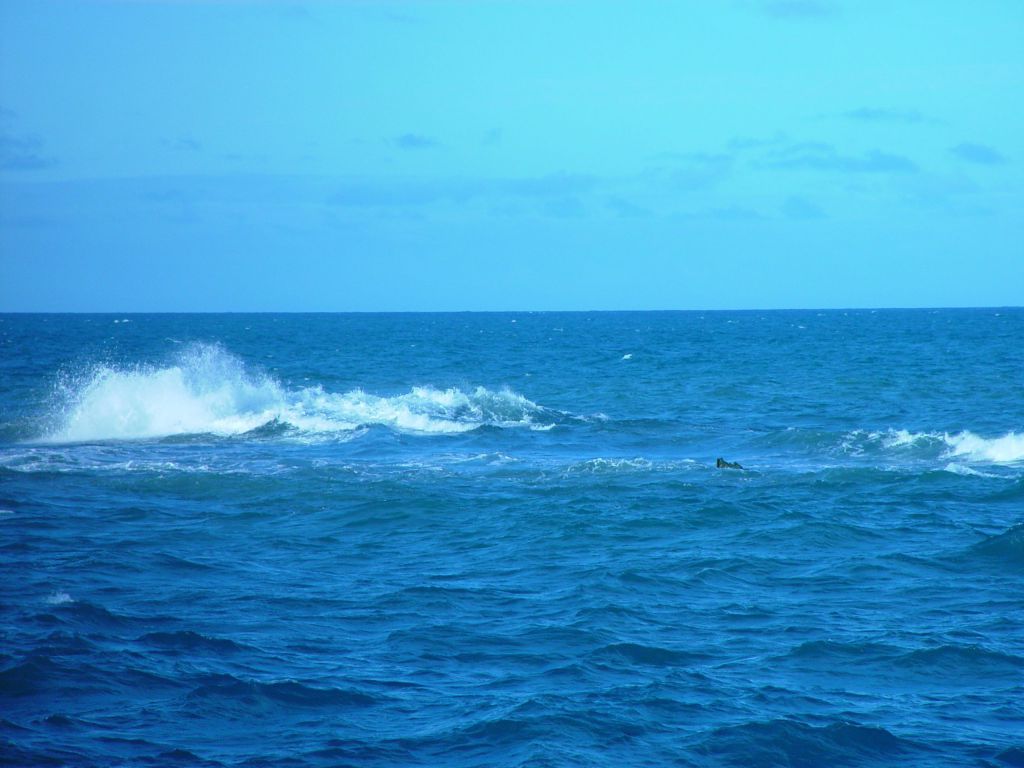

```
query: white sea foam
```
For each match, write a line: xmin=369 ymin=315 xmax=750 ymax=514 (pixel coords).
xmin=44 ymin=344 xmax=551 ymax=443
xmin=46 ymin=591 xmax=73 ymax=605
xmin=881 ymin=429 xmax=937 ymax=448
xmin=943 ymin=431 xmax=1024 ymax=464
xmin=851 ymin=428 xmax=944 ymax=450
xmin=849 ymin=428 xmax=1024 ymax=464
xmin=562 ymin=457 xmax=699 ymax=475
xmin=564 ymin=457 xmax=654 ymax=474
xmin=447 ymin=452 xmax=519 ymax=465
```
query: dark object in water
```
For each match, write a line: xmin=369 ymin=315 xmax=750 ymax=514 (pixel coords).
xmin=716 ymin=457 xmax=743 ymax=470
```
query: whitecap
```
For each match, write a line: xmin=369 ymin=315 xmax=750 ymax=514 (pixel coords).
xmin=841 ymin=428 xmax=1024 ymax=466
xmin=46 ymin=591 xmax=73 ymax=605
xmin=943 ymin=431 xmax=1024 ymax=464
xmin=41 ymin=344 xmax=555 ymax=442
xmin=838 ymin=428 xmax=935 ymax=455
xmin=881 ymin=429 xmax=942 ymax=448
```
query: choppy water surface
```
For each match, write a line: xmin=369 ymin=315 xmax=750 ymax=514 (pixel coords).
xmin=1 ymin=311 xmax=1022 ymax=767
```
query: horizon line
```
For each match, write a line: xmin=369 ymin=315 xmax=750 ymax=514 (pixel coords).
xmin=1 ymin=306 xmax=1021 ymax=315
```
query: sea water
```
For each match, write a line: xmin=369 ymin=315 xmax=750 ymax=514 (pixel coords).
xmin=1 ymin=310 xmax=1022 ymax=767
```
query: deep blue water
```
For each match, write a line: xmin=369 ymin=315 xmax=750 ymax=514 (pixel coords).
xmin=1 ymin=310 xmax=1022 ymax=768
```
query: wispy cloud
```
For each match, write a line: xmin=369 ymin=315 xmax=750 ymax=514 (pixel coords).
xmin=677 ymin=206 xmax=762 ymax=221
xmin=326 ymin=153 xmax=735 ymax=220
xmin=0 ymin=134 xmax=55 ymax=171
xmin=950 ymin=142 xmax=1008 ymax=166
xmin=542 ymin=197 xmax=586 ymax=219
xmin=607 ymin=196 xmax=652 ymax=218
xmin=764 ymin=142 xmax=917 ymax=173
xmin=783 ymin=196 xmax=826 ymax=219
xmin=393 ymin=133 xmax=440 ymax=150
xmin=841 ymin=108 xmax=932 ymax=124
xmin=894 ymin=172 xmax=993 ymax=216
xmin=728 ymin=133 xmax=789 ymax=151
xmin=0 ymin=110 xmax=56 ymax=171
xmin=329 ymin=172 xmax=596 ymax=209
xmin=643 ymin=152 xmax=734 ymax=191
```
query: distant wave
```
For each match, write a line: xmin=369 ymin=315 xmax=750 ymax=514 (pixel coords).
xmin=841 ymin=429 xmax=1024 ymax=464
xmin=28 ymin=345 xmax=1024 ymax=469
xmin=43 ymin=344 xmax=554 ymax=442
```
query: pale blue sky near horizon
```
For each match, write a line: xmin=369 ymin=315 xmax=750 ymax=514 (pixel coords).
xmin=1 ymin=0 xmax=1021 ymax=311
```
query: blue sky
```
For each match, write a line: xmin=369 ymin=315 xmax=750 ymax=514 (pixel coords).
xmin=1 ymin=0 xmax=1021 ymax=311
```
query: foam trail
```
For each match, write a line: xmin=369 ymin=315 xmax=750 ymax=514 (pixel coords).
xmin=943 ymin=463 xmax=1001 ymax=478
xmin=881 ymin=429 xmax=939 ymax=448
xmin=45 ymin=344 xmax=550 ymax=442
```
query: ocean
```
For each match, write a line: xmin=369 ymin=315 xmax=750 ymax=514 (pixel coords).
xmin=1 ymin=310 xmax=1022 ymax=767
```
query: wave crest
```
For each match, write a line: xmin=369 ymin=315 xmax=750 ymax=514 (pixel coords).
xmin=944 ymin=430 xmax=1024 ymax=463
xmin=44 ymin=344 xmax=550 ymax=442
xmin=841 ymin=429 xmax=1024 ymax=464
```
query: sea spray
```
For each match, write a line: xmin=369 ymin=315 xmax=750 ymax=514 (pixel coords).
xmin=943 ymin=430 xmax=1024 ymax=463
xmin=49 ymin=344 xmax=285 ymax=441
xmin=45 ymin=343 xmax=553 ymax=442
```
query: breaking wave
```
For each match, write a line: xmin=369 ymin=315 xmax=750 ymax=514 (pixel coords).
xmin=943 ymin=431 xmax=1024 ymax=464
xmin=841 ymin=429 xmax=1024 ymax=464
xmin=43 ymin=344 xmax=553 ymax=443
